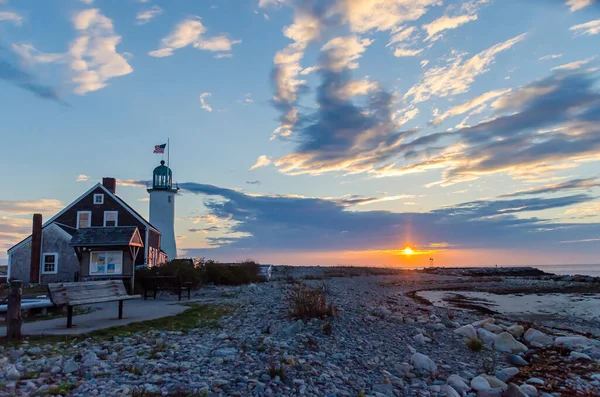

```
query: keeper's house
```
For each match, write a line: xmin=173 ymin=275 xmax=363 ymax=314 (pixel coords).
xmin=7 ymin=178 xmax=167 ymax=285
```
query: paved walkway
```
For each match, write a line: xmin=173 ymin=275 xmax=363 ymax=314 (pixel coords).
xmin=0 ymin=298 xmax=196 ymax=336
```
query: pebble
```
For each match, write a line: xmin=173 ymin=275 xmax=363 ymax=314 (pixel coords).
xmin=508 ymin=354 xmax=529 ymax=367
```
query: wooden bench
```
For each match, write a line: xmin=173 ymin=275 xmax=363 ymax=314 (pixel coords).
xmin=139 ymin=276 xmax=191 ymax=301
xmin=48 ymin=280 xmax=141 ymax=328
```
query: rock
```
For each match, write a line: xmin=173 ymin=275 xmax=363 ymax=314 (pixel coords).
xmin=447 ymin=374 xmax=470 ymax=394
xmin=214 ymin=348 xmax=237 ymax=357
xmin=494 ymin=332 xmax=528 ymax=353
xmin=455 ymin=324 xmax=478 ymax=339
xmin=503 ymin=383 xmax=528 ymax=397
xmin=372 ymin=306 xmax=392 ymax=318
xmin=570 ymin=351 xmax=592 ymax=360
xmin=372 ymin=383 xmax=394 ymax=396
xmin=50 ymin=366 xmax=61 ymax=374
xmin=27 ymin=347 xmax=42 ymax=356
xmin=10 ymin=349 xmax=24 ymax=360
xmin=63 ymin=359 xmax=79 ymax=374
xmin=410 ymin=352 xmax=437 ymax=373
xmin=482 ymin=375 xmax=507 ymax=390
xmin=470 ymin=376 xmax=491 ymax=391
xmin=554 ymin=335 xmax=591 ymax=347
xmin=478 ymin=328 xmax=498 ymax=345
xmin=413 ymin=333 xmax=431 ymax=344
xmin=477 ymin=390 xmax=503 ymax=397
xmin=440 ymin=385 xmax=460 ymax=397
xmin=508 ymin=354 xmax=529 ymax=367
xmin=519 ymin=384 xmax=538 ymax=396
xmin=332 ymin=353 xmax=346 ymax=360
xmin=507 ymin=325 xmax=525 ymax=338
xmin=285 ymin=319 xmax=303 ymax=334
xmin=6 ymin=367 xmax=20 ymax=381
xmin=484 ymin=323 xmax=504 ymax=333
xmin=523 ymin=329 xmax=553 ymax=346
xmin=390 ymin=314 xmax=404 ymax=323
xmin=472 ymin=318 xmax=495 ymax=328
xmin=496 ymin=367 xmax=519 ymax=382
xmin=526 ymin=378 xmax=544 ymax=385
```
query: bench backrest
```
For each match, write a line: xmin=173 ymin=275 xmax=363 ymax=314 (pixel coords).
xmin=140 ymin=276 xmax=181 ymax=289
xmin=48 ymin=280 xmax=129 ymax=306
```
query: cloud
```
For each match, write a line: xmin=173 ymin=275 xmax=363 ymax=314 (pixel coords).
xmin=387 ymin=26 xmax=423 ymax=58
xmin=175 ymin=181 xmax=599 ymax=257
xmin=423 ymin=14 xmax=477 ymax=41
xmin=570 ymin=19 xmax=600 ymax=36
xmin=81 ymin=0 xmax=94 ymax=4
xmin=148 ymin=17 xmax=240 ymax=57
xmin=500 ymin=176 xmax=600 ymax=197
xmin=250 ymin=155 xmax=272 ymax=170
xmin=540 ymin=54 xmax=563 ymax=61
xmin=405 ymin=33 xmax=527 ymax=103
xmin=0 ymin=55 xmax=63 ymax=103
xmin=431 ymin=88 xmax=511 ymax=126
xmin=246 ymin=180 xmax=261 ymax=185
xmin=199 ymin=92 xmax=213 ymax=112
xmin=551 ymin=57 xmax=595 ymax=71
xmin=565 ymin=0 xmax=595 ymax=12
xmin=214 ymin=53 xmax=232 ymax=59
xmin=0 ymin=11 xmax=22 ymax=25
xmin=0 ymin=199 xmax=63 ymax=215
xmin=76 ymin=174 xmax=90 ymax=182
xmin=136 ymin=6 xmax=163 ymax=25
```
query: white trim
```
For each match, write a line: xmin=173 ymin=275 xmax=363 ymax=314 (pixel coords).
xmin=77 ymin=211 xmax=92 ymax=229
xmin=103 ymin=211 xmax=119 ymax=227
xmin=41 ymin=252 xmax=58 ymax=274
xmin=93 ymin=193 xmax=105 ymax=204
xmin=44 ymin=183 xmax=103 ymax=227
xmin=7 ymin=222 xmax=74 ymax=256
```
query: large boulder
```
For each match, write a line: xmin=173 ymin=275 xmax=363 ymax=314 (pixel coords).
xmin=507 ymin=325 xmax=525 ymax=338
xmin=410 ymin=352 xmax=437 ymax=373
xmin=494 ymin=332 xmax=528 ymax=353
xmin=523 ymin=328 xmax=553 ymax=346
xmin=447 ymin=374 xmax=470 ymax=394
xmin=454 ymin=324 xmax=478 ymax=339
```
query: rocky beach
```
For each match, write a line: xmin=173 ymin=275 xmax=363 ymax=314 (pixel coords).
xmin=1 ymin=266 xmax=600 ymax=396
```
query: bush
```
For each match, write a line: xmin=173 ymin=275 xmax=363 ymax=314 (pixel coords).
xmin=287 ymin=283 xmax=337 ymax=319
xmin=200 ymin=260 xmax=261 ymax=285
xmin=466 ymin=337 xmax=484 ymax=352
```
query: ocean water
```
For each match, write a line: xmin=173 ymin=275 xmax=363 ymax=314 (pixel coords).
xmin=534 ymin=264 xmax=600 ymax=277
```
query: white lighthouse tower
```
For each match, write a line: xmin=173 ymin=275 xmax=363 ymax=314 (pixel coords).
xmin=148 ymin=160 xmax=179 ymax=261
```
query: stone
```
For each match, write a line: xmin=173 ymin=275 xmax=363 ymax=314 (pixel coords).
xmin=6 ymin=367 xmax=20 ymax=381
xmin=214 ymin=348 xmax=237 ymax=357
xmin=447 ymin=374 xmax=470 ymax=394
xmin=27 ymin=347 xmax=42 ymax=356
xmin=570 ymin=351 xmax=592 ymax=360
xmin=482 ymin=375 xmax=507 ymax=390
xmin=496 ymin=367 xmax=519 ymax=382
xmin=372 ymin=306 xmax=392 ymax=318
xmin=526 ymin=378 xmax=544 ymax=385
xmin=484 ymin=323 xmax=504 ymax=333
xmin=508 ymin=354 xmax=529 ymax=367
xmin=523 ymin=329 xmax=553 ymax=346
xmin=472 ymin=318 xmax=495 ymax=328
xmin=470 ymin=376 xmax=491 ymax=391
xmin=63 ymin=359 xmax=79 ymax=374
xmin=285 ymin=320 xmax=303 ymax=334
xmin=554 ymin=335 xmax=591 ymax=347
xmin=507 ymin=325 xmax=525 ymax=338
xmin=478 ymin=328 xmax=498 ymax=345
xmin=440 ymin=385 xmax=460 ymax=397
xmin=519 ymin=384 xmax=538 ymax=396
xmin=494 ymin=333 xmax=528 ymax=353
xmin=372 ymin=383 xmax=394 ymax=396
xmin=454 ymin=324 xmax=478 ymax=339
xmin=503 ymin=383 xmax=528 ymax=397
xmin=410 ymin=353 xmax=437 ymax=373
xmin=413 ymin=333 xmax=431 ymax=344
xmin=477 ymin=390 xmax=503 ymax=397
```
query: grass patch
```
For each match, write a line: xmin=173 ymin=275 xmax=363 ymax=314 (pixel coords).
xmin=287 ymin=283 xmax=337 ymax=320
xmin=466 ymin=337 xmax=484 ymax=352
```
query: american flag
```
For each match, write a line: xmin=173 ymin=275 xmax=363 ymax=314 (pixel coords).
xmin=154 ymin=143 xmax=166 ymax=154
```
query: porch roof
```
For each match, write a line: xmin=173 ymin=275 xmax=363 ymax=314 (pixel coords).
xmin=70 ymin=227 xmax=144 ymax=247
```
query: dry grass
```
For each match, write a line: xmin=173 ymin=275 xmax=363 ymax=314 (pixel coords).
xmin=466 ymin=337 xmax=484 ymax=352
xmin=287 ymin=283 xmax=337 ymax=319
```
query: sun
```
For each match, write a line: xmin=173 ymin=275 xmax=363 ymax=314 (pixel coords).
xmin=403 ymin=246 xmax=414 ymax=255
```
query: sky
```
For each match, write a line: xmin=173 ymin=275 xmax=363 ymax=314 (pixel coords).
xmin=1 ymin=0 xmax=600 ymax=268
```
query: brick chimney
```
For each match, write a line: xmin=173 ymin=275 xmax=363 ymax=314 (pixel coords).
xmin=30 ymin=213 xmax=42 ymax=284
xmin=102 ymin=177 xmax=116 ymax=194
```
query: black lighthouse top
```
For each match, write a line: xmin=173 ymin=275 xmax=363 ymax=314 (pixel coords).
xmin=150 ymin=160 xmax=178 ymax=191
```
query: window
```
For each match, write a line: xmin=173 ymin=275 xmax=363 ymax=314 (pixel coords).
xmin=77 ymin=211 xmax=91 ymax=229
xmin=103 ymin=211 xmax=118 ymax=227
xmin=42 ymin=253 xmax=58 ymax=274
xmin=93 ymin=194 xmax=104 ymax=204
xmin=90 ymin=251 xmax=123 ymax=275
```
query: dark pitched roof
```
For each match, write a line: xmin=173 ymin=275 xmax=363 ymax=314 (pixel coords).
xmin=70 ymin=227 xmax=143 ymax=247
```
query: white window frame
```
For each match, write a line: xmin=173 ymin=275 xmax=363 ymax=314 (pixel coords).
xmin=93 ymin=194 xmax=104 ymax=204
xmin=41 ymin=252 xmax=58 ymax=274
xmin=103 ymin=211 xmax=119 ymax=227
xmin=89 ymin=251 xmax=123 ymax=276
xmin=77 ymin=211 xmax=92 ymax=229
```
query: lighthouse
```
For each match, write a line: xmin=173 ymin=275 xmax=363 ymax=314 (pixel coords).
xmin=148 ymin=160 xmax=179 ymax=261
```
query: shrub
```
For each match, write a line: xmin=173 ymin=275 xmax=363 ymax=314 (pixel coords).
xmin=466 ymin=337 xmax=484 ymax=352
xmin=287 ymin=283 xmax=338 ymax=319
xmin=200 ymin=260 xmax=261 ymax=285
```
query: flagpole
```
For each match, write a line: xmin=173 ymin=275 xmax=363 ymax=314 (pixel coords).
xmin=167 ymin=138 xmax=170 ymax=170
